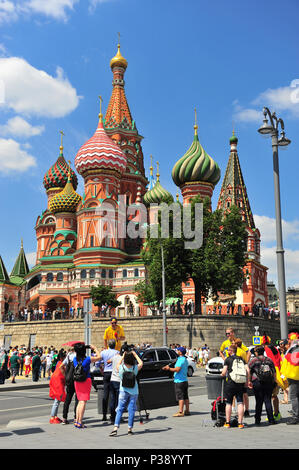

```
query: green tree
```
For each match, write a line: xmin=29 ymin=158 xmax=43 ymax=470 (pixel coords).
xmin=138 ymin=197 xmax=189 ymax=304
xmin=90 ymin=285 xmax=121 ymax=315
xmin=186 ymin=196 xmax=247 ymax=313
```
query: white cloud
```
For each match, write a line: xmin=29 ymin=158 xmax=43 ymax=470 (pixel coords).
xmin=254 ymin=214 xmax=299 ymax=244
xmin=88 ymin=0 xmax=112 ymax=13
xmin=0 ymin=138 xmax=37 ymax=173
xmin=0 ymin=116 xmax=45 ymax=138
xmin=233 ymin=81 xmax=299 ymax=123
xmin=25 ymin=251 xmax=36 ymax=267
xmin=0 ymin=57 xmax=81 ymax=118
xmin=254 ymin=213 xmax=299 ymax=287
xmin=233 ymin=107 xmax=261 ymax=123
xmin=253 ymin=84 xmax=299 ymax=118
xmin=25 ymin=0 xmax=79 ymax=21
xmin=0 ymin=1 xmax=18 ymax=24
xmin=261 ymin=245 xmax=299 ymax=288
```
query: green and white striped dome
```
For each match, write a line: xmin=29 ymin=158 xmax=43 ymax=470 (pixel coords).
xmin=143 ymin=180 xmax=173 ymax=206
xmin=172 ymin=125 xmax=220 ymax=187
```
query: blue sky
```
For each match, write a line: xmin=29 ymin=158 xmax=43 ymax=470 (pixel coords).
xmin=0 ymin=0 xmax=298 ymax=287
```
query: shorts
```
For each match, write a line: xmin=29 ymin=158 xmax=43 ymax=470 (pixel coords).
xmin=174 ymin=381 xmax=189 ymax=401
xmin=11 ymin=368 xmax=18 ymax=377
xmin=224 ymin=381 xmax=245 ymax=405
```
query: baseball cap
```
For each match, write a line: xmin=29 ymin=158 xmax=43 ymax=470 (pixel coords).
xmin=177 ymin=347 xmax=186 ymax=355
xmin=111 ymin=317 xmax=117 ymax=323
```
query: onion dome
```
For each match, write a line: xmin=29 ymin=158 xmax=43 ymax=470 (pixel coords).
xmin=144 ymin=161 xmax=173 ymax=206
xmin=230 ymin=130 xmax=238 ymax=145
xmin=75 ymin=106 xmax=127 ymax=177
xmin=110 ymin=42 xmax=128 ymax=70
xmin=49 ymin=163 xmax=82 ymax=214
xmin=172 ymin=111 xmax=220 ymax=187
xmin=43 ymin=138 xmax=78 ymax=191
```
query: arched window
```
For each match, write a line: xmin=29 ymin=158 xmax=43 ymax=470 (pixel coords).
xmin=123 ymin=269 xmax=127 ymax=278
xmin=46 ymin=273 xmax=53 ymax=282
xmin=89 ymin=269 xmax=95 ymax=279
xmin=101 ymin=269 xmax=106 ymax=278
xmin=134 ymin=268 xmax=139 ymax=277
xmin=109 ymin=269 xmax=114 ymax=279
xmin=57 ymin=272 xmax=63 ymax=282
xmin=81 ymin=270 xmax=87 ymax=279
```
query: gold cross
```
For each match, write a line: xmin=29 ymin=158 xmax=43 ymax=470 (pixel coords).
xmin=60 ymin=130 xmax=65 ymax=149
xmin=194 ymin=107 xmax=198 ymax=135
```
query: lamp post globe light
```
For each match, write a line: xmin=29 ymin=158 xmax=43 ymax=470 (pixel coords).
xmin=258 ymin=107 xmax=291 ymax=339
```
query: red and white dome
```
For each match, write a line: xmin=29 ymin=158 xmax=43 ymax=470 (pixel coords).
xmin=75 ymin=117 xmax=127 ymax=176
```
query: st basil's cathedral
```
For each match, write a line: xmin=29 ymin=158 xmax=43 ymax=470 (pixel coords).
xmin=0 ymin=44 xmax=268 ymax=319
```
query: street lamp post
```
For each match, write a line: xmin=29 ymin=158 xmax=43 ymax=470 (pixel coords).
xmin=160 ymin=241 xmax=167 ymax=347
xmin=258 ymin=107 xmax=291 ymax=339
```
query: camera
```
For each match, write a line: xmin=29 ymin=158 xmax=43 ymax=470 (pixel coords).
xmin=120 ymin=342 xmax=135 ymax=354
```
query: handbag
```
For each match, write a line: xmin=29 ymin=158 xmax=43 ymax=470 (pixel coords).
xmin=6 ymin=369 xmax=11 ymax=379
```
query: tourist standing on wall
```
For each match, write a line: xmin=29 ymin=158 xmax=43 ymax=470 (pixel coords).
xmin=104 ymin=317 xmax=125 ymax=351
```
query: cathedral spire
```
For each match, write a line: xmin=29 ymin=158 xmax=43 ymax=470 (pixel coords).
xmin=217 ymin=132 xmax=255 ymax=229
xmin=105 ymin=42 xmax=133 ymax=130
xmin=10 ymin=240 xmax=29 ymax=279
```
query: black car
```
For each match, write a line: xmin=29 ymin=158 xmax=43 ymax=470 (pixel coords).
xmin=136 ymin=347 xmax=177 ymax=380
xmin=90 ymin=346 xmax=192 ymax=390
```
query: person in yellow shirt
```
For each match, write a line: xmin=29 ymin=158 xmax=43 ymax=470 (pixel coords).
xmin=219 ymin=328 xmax=251 ymax=417
xmin=219 ymin=328 xmax=250 ymax=362
xmin=103 ymin=318 xmax=125 ymax=351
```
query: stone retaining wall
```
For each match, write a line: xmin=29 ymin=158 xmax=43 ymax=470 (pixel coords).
xmin=1 ymin=316 xmax=296 ymax=356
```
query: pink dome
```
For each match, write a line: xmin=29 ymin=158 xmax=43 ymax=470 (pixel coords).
xmin=75 ymin=118 xmax=127 ymax=176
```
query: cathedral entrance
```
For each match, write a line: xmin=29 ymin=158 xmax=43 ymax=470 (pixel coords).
xmin=46 ymin=297 xmax=69 ymax=319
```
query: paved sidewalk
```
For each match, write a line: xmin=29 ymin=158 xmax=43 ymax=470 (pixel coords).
xmin=0 ymin=385 xmax=297 ymax=450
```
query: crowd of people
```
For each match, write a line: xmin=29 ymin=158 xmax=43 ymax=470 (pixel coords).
xmin=1 ymin=318 xmax=298 ymax=433
xmin=2 ymin=300 xmax=293 ymax=324
xmin=218 ymin=326 xmax=299 ymax=428
xmin=0 ymin=344 xmax=68 ymax=384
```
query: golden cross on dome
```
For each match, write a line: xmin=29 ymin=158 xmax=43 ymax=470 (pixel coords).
xmin=67 ymin=160 xmax=72 ymax=178
xmin=60 ymin=130 xmax=65 ymax=151
xmin=194 ymin=107 xmax=198 ymax=135
xmin=156 ymin=161 xmax=160 ymax=182
xmin=118 ymin=32 xmax=121 ymax=46
xmin=98 ymin=95 xmax=103 ymax=121
xmin=150 ymin=154 xmax=153 ymax=175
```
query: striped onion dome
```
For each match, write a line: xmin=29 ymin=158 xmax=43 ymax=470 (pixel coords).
xmin=49 ymin=168 xmax=82 ymax=214
xmin=75 ymin=115 xmax=127 ymax=176
xmin=172 ymin=124 xmax=220 ymax=187
xmin=143 ymin=180 xmax=173 ymax=206
xmin=144 ymin=163 xmax=173 ymax=206
xmin=43 ymin=150 xmax=78 ymax=191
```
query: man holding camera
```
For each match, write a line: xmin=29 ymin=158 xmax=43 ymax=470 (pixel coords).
xmin=103 ymin=318 xmax=125 ymax=351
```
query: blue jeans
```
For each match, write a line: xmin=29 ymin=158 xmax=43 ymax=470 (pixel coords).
xmin=51 ymin=398 xmax=60 ymax=417
xmin=114 ymin=391 xmax=138 ymax=429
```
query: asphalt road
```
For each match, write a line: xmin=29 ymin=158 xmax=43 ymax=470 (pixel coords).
xmin=0 ymin=370 xmax=206 ymax=429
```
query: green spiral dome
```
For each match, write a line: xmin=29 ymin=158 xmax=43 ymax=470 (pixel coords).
xmin=143 ymin=180 xmax=173 ymax=206
xmin=172 ymin=131 xmax=221 ymax=187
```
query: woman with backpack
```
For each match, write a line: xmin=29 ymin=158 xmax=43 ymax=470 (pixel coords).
xmin=109 ymin=349 xmax=143 ymax=437
xmin=248 ymin=345 xmax=277 ymax=425
xmin=72 ymin=343 xmax=101 ymax=429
